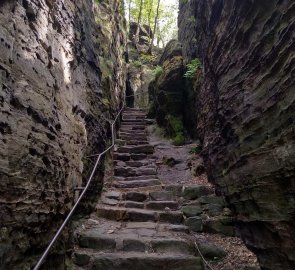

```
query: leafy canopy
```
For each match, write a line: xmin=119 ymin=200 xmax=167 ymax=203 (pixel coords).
xmin=125 ymin=0 xmax=178 ymax=48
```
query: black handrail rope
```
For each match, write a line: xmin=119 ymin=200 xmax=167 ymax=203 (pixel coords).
xmin=33 ymin=93 xmax=141 ymax=270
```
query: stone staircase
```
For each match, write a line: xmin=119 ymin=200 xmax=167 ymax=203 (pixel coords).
xmin=72 ymin=108 xmax=203 ymax=270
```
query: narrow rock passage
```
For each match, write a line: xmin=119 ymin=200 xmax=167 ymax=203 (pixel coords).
xmin=72 ymin=108 xmax=203 ymax=270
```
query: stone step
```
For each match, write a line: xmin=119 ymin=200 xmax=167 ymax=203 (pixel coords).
xmin=125 ymin=141 xmax=149 ymax=145
xmin=124 ymin=160 xmax=155 ymax=167
xmin=117 ymin=145 xmax=154 ymax=154
xmin=108 ymin=185 xmax=163 ymax=194
xmin=96 ymin=205 xmax=183 ymax=224
xmin=116 ymin=140 xmax=148 ymax=146
xmin=122 ymin=113 xmax=146 ymax=117
xmin=120 ymin=125 xmax=146 ymax=131
xmin=113 ymin=153 xmax=150 ymax=161
xmin=114 ymin=166 xmax=157 ymax=177
xmin=76 ymin=230 xmax=195 ymax=255
xmin=114 ymin=160 xmax=155 ymax=168
xmin=102 ymin=200 xmax=179 ymax=211
xmin=120 ymin=122 xmax=146 ymax=130
xmin=149 ymin=191 xmax=175 ymax=201
xmin=118 ymin=136 xmax=147 ymax=142
xmin=123 ymin=191 xmax=148 ymax=202
xmin=122 ymin=111 xmax=146 ymax=116
xmin=119 ymin=136 xmax=148 ymax=142
xmin=74 ymin=251 xmax=202 ymax=270
xmin=101 ymin=192 xmax=177 ymax=210
xmin=124 ymin=108 xmax=146 ymax=112
xmin=113 ymin=175 xmax=159 ymax=182
xmin=119 ymin=134 xmax=147 ymax=140
xmin=103 ymin=191 xmax=176 ymax=203
xmin=146 ymin=201 xmax=179 ymax=211
xmin=113 ymin=179 xmax=161 ymax=189
xmin=113 ymin=153 xmax=131 ymax=161
xmin=122 ymin=120 xmax=147 ymax=125
xmin=119 ymin=131 xmax=147 ymax=137
xmin=122 ymin=115 xmax=146 ymax=120
xmin=119 ymin=200 xmax=145 ymax=209
xmin=114 ymin=175 xmax=159 ymax=182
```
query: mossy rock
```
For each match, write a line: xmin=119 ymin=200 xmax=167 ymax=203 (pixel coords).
xmin=181 ymin=205 xmax=203 ymax=217
xmin=197 ymin=242 xmax=227 ymax=260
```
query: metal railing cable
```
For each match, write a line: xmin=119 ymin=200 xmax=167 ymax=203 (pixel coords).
xmin=192 ymin=235 xmax=215 ymax=270
xmin=33 ymin=94 xmax=139 ymax=270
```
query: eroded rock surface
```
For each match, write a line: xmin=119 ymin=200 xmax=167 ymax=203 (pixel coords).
xmin=0 ymin=0 xmax=126 ymax=268
xmin=129 ymin=22 xmax=152 ymax=54
xmin=179 ymin=1 xmax=295 ymax=269
xmin=148 ymin=40 xmax=186 ymax=144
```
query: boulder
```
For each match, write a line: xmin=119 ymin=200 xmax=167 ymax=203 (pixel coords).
xmin=129 ymin=22 xmax=152 ymax=53
xmin=202 ymin=217 xmax=235 ymax=237
xmin=185 ymin=217 xmax=203 ymax=232
xmin=181 ymin=205 xmax=203 ymax=217
xmin=197 ymin=242 xmax=227 ymax=260
xmin=182 ymin=185 xmax=214 ymax=200
xmin=159 ymin=39 xmax=182 ymax=65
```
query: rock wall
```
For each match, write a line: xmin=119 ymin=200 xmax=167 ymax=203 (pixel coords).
xmin=0 ymin=0 xmax=126 ymax=268
xmin=148 ymin=39 xmax=199 ymax=143
xmin=148 ymin=40 xmax=186 ymax=145
xmin=126 ymin=22 xmax=156 ymax=109
xmin=179 ymin=0 xmax=295 ymax=269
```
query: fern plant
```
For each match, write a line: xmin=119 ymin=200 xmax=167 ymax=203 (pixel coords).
xmin=184 ymin=58 xmax=201 ymax=79
xmin=153 ymin=65 xmax=163 ymax=78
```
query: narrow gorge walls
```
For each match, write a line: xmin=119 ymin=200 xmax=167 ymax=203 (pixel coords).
xmin=0 ymin=0 xmax=127 ymax=268
xmin=179 ymin=0 xmax=295 ymax=269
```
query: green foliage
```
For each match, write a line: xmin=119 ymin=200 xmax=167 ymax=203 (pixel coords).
xmin=174 ymin=133 xmax=185 ymax=146
xmin=152 ymin=65 xmax=163 ymax=78
xmin=184 ymin=58 xmax=201 ymax=79
xmin=166 ymin=115 xmax=185 ymax=146
xmin=131 ymin=60 xmax=142 ymax=68
xmin=189 ymin=145 xmax=202 ymax=155
xmin=126 ymin=0 xmax=178 ymax=47
xmin=139 ymin=53 xmax=157 ymax=64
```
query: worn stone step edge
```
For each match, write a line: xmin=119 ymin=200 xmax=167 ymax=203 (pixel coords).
xmin=103 ymin=190 xmax=175 ymax=202
xmin=101 ymin=199 xmax=179 ymax=211
xmin=113 ymin=179 xmax=161 ymax=189
xmin=114 ymin=175 xmax=159 ymax=182
xmin=114 ymin=160 xmax=156 ymax=168
xmin=96 ymin=205 xmax=183 ymax=224
xmin=77 ymin=233 xmax=196 ymax=254
xmin=73 ymin=251 xmax=203 ymax=269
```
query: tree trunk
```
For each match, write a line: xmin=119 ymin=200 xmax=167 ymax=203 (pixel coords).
xmin=148 ymin=0 xmax=160 ymax=54
xmin=134 ymin=0 xmax=144 ymax=49
xmin=128 ymin=0 xmax=131 ymax=24
xmin=147 ymin=0 xmax=154 ymax=43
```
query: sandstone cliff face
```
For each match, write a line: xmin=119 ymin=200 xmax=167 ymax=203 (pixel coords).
xmin=0 ymin=0 xmax=126 ymax=268
xmin=179 ymin=1 xmax=295 ymax=269
xmin=149 ymin=40 xmax=184 ymax=125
